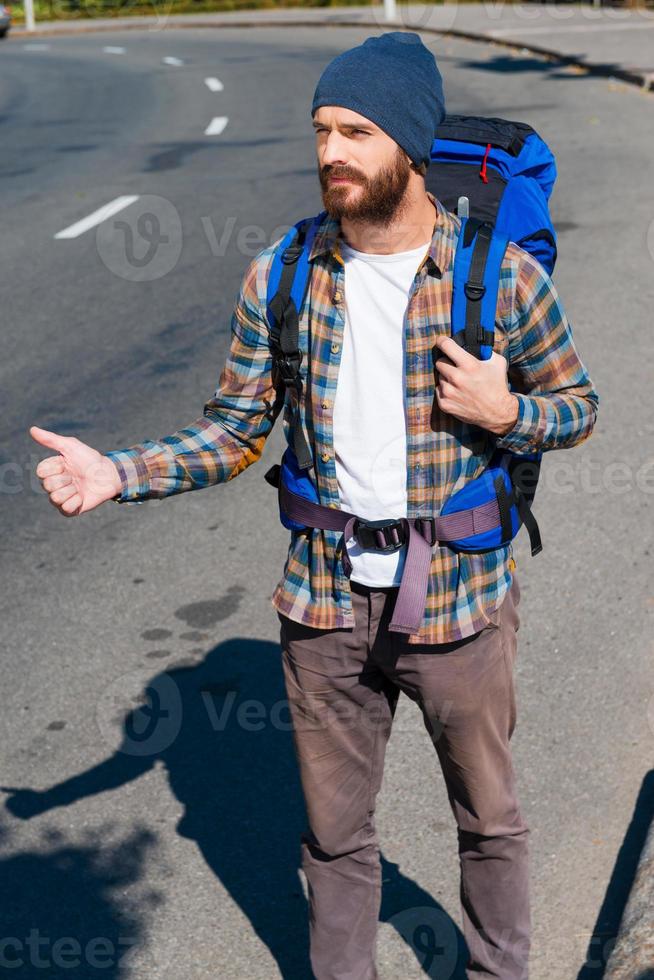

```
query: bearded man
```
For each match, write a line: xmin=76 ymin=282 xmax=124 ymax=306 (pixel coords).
xmin=32 ymin=31 xmax=599 ymax=980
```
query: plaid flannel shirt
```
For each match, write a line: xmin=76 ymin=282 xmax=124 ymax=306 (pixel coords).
xmin=106 ymin=194 xmax=599 ymax=643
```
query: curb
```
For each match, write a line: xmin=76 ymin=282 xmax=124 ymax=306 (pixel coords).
xmin=8 ymin=10 xmax=653 ymax=94
xmin=604 ymin=817 xmax=654 ymax=978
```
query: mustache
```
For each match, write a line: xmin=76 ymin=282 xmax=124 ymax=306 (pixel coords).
xmin=320 ymin=166 xmax=365 ymax=183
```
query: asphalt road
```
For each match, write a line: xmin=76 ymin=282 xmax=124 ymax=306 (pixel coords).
xmin=0 ymin=25 xmax=652 ymax=980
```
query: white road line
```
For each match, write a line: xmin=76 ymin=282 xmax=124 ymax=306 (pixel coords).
xmin=204 ymin=76 xmax=224 ymax=92
xmin=103 ymin=45 xmax=126 ymax=54
xmin=163 ymin=56 xmax=184 ymax=67
xmin=54 ymin=195 xmax=139 ymax=240
xmin=23 ymin=43 xmax=51 ymax=50
xmin=204 ymin=116 xmax=229 ymax=136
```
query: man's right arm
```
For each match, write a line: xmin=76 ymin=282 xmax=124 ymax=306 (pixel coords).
xmin=106 ymin=253 xmax=280 ymax=504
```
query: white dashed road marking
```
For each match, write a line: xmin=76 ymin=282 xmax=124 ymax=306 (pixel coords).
xmin=204 ymin=116 xmax=229 ymax=136
xmin=54 ymin=196 xmax=140 ymax=240
xmin=23 ymin=43 xmax=51 ymax=50
xmin=162 ymin=56 xmax=184 ymax=67
xmin=103 ymin=46 xmax=126 ymax=54
xmin=204 ymin=77 xmax=224 ymax=92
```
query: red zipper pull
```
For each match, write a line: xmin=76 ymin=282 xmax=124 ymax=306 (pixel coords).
xmin=479 ymin=142 xmax=492 ymax=184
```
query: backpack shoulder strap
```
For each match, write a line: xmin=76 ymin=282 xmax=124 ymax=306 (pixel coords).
xmin=451 ymin=219 xmax=544 ymax=556
xmin=451 ymin=216 xmax=510 ymax=360
xmin=265 ymin=211 xmax=326 ymax=471
xmin=266 ymin=213 xmax=323 ymax=339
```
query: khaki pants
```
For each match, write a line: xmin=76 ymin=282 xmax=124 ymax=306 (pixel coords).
xmin=278 ymin=572 xmax=530 ymax=980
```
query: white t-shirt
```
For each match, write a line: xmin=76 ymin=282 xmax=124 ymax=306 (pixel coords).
xmin=332 ymin=237 xmax=431 ymax=587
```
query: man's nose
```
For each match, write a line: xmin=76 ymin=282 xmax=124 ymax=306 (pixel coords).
xmin=320 ymin=131 xmax=350 ymax=167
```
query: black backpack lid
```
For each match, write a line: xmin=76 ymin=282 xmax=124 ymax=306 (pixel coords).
xmin=434 ymin=115 xmax=535 ymax=157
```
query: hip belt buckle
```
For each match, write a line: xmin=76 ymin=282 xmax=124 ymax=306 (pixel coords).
xmin=353 ymin=517 xmax=406 ymax=553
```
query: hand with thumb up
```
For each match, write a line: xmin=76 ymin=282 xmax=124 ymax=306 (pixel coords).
xmin=30 ymin=426 xmax=123 ymax=516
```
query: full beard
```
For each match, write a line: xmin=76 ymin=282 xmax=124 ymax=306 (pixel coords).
xmin=319 ymin=148 xmax=412 ymax=227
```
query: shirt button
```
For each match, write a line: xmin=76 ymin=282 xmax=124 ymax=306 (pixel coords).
xmin=321 ymin=400 xmax=330 ymax=410
xmin=321 ymin=452 xmax=331 ymax=463
xmin=331 ymin=342 xmax=340 ymax=354
xmin=333 ymin=290 xmax=342 ymax=303
xmin=328 ymin=502 xmax=339 ymax=509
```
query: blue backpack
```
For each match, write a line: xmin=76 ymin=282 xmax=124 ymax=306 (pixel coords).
xmin=263 ymin=115 xmax=557 ymax=558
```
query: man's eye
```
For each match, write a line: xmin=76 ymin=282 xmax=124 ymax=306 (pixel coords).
xmin=314 ymin=128 xmax=368 ymax=135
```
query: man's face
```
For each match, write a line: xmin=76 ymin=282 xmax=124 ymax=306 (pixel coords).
xmin=313 ymin=106 xmax=412 ymax=226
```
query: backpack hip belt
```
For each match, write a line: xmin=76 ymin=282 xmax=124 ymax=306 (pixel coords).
xmin=264 ymin=460 xmax=508 ymax=635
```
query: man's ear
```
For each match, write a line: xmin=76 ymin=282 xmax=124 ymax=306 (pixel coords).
xmin=410 ymin=159 xmax=428 ymax=178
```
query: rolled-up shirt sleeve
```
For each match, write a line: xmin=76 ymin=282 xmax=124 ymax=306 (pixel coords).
xmin=105 ymin=253 xmax=279 ymax=503
xmin=494 ymin=248 xmax=599 ymax=454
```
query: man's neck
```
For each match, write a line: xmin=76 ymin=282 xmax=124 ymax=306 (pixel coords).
xmin=339 ymin=192 xmax=437 ymax=255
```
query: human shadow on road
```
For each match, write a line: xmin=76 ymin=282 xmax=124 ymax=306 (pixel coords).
xmin=576 ymin=768 xmax=654 ymax=980
xmin=2 ymin=636 xmax=467 ymax=978
xmin=0 ymin=819 xmax=156 ymax=978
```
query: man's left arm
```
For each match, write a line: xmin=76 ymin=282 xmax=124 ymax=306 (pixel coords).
xmin=492 ymin=247 xmax=600 ymax=454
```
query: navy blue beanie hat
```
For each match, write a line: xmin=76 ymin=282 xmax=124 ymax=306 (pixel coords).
xmin=311 ymin=31 xmax=446 ymax=169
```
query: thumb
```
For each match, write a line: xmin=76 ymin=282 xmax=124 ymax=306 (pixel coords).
xmin=30 ymin=425 xmax=69 ymax=453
